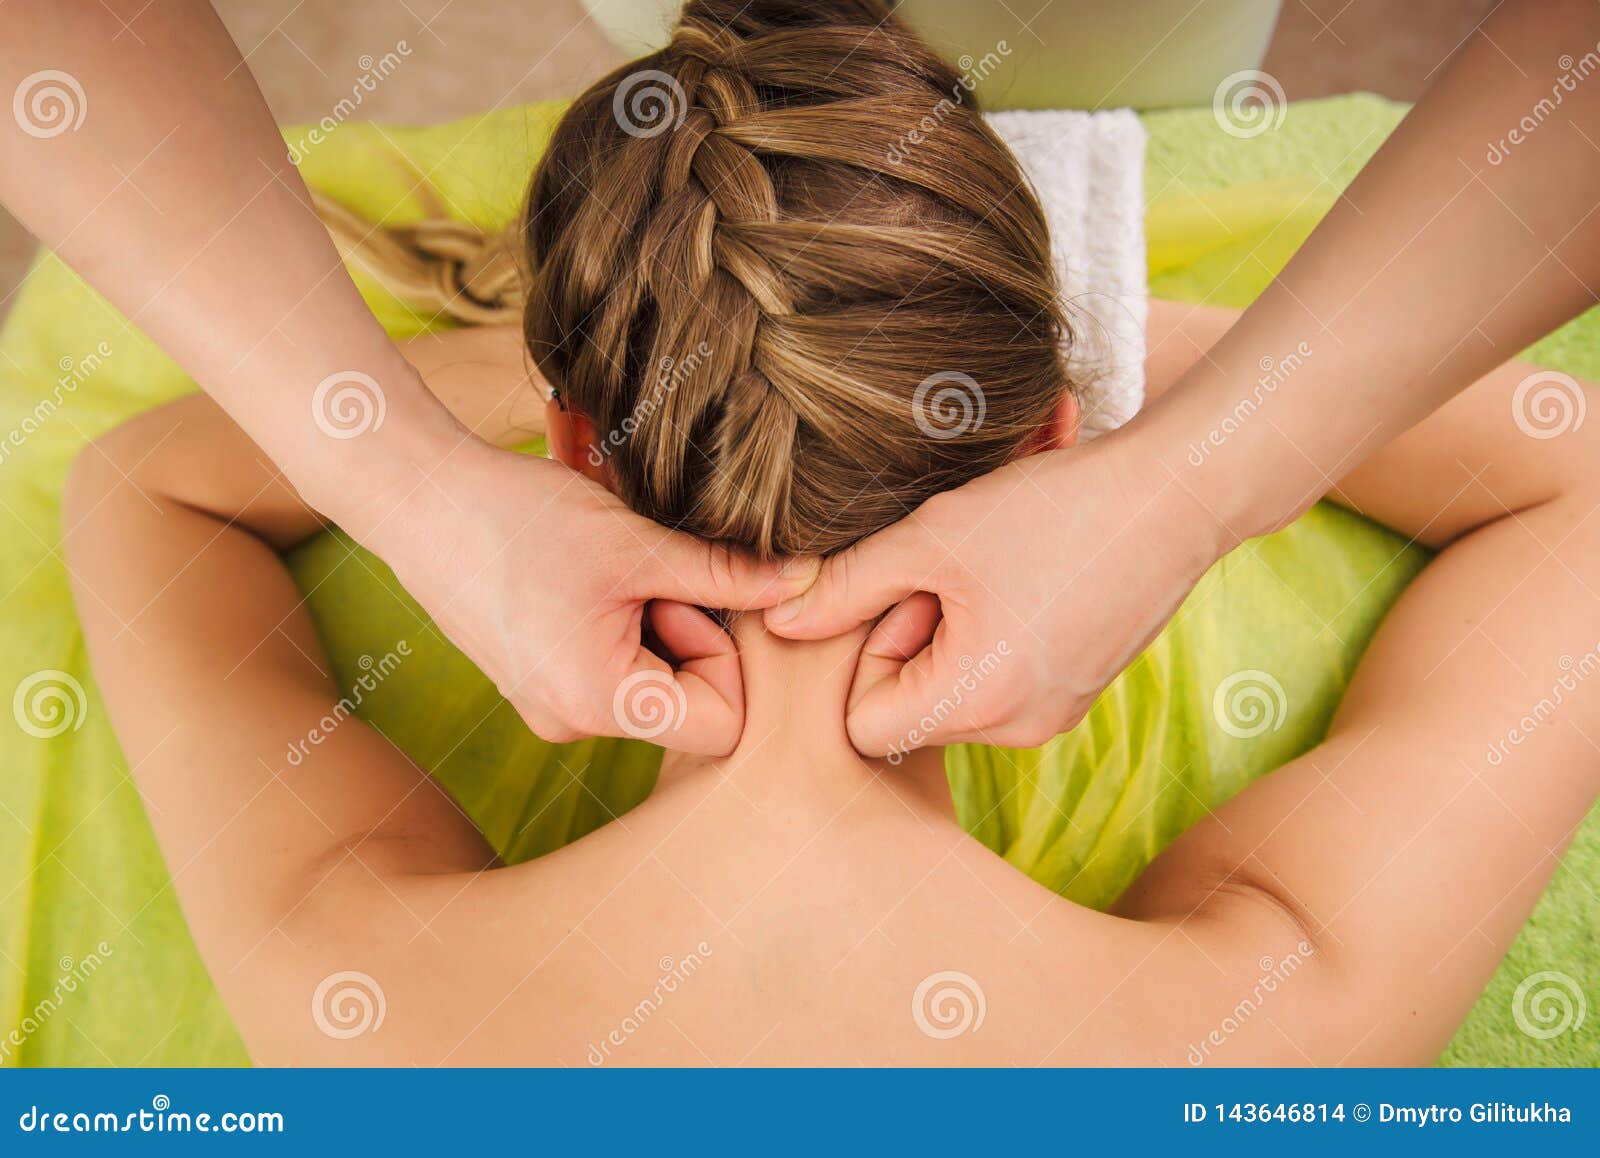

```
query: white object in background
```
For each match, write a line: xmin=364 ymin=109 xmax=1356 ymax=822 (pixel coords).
xmin=578 ymin=0 xmax=681 ymax=56
xmin=987 ymin=108 xmax=1148 ymax=438
xmin=577 ymin=0 xmax=1282 ymax=110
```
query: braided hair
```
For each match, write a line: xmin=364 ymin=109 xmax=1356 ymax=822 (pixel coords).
xmin=322 ymin=0 xmax=1076 ymax=558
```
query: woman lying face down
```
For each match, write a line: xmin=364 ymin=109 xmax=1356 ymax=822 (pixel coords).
xmin=66 ymin=0 xmax=1600 ymax=1065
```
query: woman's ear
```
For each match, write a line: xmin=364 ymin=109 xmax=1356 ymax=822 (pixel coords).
xmin=545 ymin=397 xmax=614 ymax=490
xmin=1019 ymin=389 xmax=1081 ymax=457
xmin=1048 ymin=389 xmax=1081 ymax=450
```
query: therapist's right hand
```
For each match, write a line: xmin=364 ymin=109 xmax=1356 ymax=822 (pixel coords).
xmin=367 ymin=441 xmax=818 ymax=756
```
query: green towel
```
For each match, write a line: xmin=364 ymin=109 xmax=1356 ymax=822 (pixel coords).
xmin=0 ymin=95 xmax=1594 ymax=1067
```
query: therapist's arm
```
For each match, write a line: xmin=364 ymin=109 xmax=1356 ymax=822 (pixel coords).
xmin=1140 ymin=0 xmax=1600 ymax=533
xmin=0 ymin=0 xmax=449 ymax=522
xmin=768 ymin=0 xmax=1600 ymax=753
xmin=0 ymin=1 xmax=814 ymax=753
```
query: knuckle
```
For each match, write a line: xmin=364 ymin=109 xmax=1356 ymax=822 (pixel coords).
xmin=541 ymin=682 xmax=598 ymax=735
xmin=997 ymin=719 xmax=1059 ymax=749
xmin=524 ymin=703 xmax=582 ymax=744
xmin=540 ymin=722 xmax=583 ymax=745
xmin=703 ymin=541 xmax=741 ymax=598
xmin=827 ymin=550 xmax=857 ymax=606
xmin=908 ymin=494 xmax=958 ymax=548
xmin=912 ymin=490 xmax=954 ymax=527
xmin=1025 ymin=720 xmax=1065 ymax=748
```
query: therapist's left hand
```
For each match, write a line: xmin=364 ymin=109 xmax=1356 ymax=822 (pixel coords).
xmin=763 ymin=433 xmax=1224 ymax=755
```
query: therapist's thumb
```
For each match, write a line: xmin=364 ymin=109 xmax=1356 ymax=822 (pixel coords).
xmin=763 ymin=518 xmax=943 ymax=640
xmin=626 ymin=522 xmax=820 ymax=610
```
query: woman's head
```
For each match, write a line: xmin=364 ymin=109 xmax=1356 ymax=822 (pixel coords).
xmin=524 ymin=0 xmax=1077 ymax=558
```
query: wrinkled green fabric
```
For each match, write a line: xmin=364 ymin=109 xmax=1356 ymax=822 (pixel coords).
xmin=0 ymin=95 xmax=1593 ymax=1067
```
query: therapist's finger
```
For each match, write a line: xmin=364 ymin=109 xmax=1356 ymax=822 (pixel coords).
xmin=607 ymin=601 xmax=744 ymax=756
xmin=647 ymin=598 xmax=735 ymax=666
xmin=765 ymin=517 xmax=946 ymax=640
xmin=862 ymin=591 xmax=942 ymax=665
xmin=846 ymin=606 xmax=977 ymax=759
xmin=622 ymin=518 xmax=819 ymax=611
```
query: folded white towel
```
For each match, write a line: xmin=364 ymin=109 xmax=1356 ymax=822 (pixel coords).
xmin=986 ymin=108 xmax=1148 ymax=439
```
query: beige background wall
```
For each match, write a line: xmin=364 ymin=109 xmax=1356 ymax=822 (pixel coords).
xmin=0 ymin=0 xmax=1499 ymax=318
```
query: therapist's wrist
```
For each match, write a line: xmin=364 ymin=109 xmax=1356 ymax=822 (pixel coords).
xmin=289 ymin=357 xmax=476 ymax=545
xmin=1063 ymin=417 xmax=1235 ymax=593
xmin=1136 ymin=361 xmax=1329 ymax=549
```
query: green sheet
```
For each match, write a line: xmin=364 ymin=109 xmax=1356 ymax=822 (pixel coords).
xmin=0 ymin=95 xmax=1594 ymax=1067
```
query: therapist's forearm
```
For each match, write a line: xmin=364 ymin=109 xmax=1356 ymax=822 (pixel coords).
xmin=1143 ymin=0 xmax=1600 ymax=542
xmin=0 ymin=0 xmax=460 ymax=536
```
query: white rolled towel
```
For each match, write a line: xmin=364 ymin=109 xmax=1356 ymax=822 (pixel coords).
xmin=986 ymin=108 xmax=1148 ymax=439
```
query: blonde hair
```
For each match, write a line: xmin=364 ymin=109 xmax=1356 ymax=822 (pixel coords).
xmin=320 ymin=0 xmax=1075 ymax=558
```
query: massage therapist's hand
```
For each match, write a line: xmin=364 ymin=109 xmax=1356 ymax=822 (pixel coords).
xmin=366 ymin=439 xmax=817 ymax=754
xmin=764 ymin=435 xmax=1220 ymax=753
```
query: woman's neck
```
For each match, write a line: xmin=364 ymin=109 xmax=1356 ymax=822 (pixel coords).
xmin=657 ymin=618 xmax=952 ymax=818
